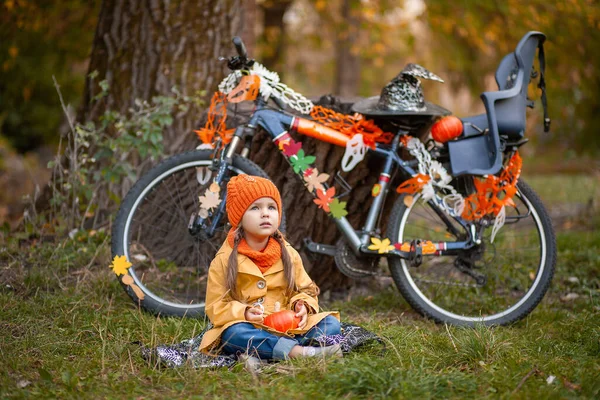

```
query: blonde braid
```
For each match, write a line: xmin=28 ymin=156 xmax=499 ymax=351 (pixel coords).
xmin=272 ymin=230 xmax=295 ymax=293
xmin=226 ymin=227 xmax=245 ymax=300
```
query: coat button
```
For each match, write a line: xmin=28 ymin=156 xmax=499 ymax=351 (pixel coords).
xmin=256 ymin=297 xmax=264 ymax=304
xmin=257 ymin=280 xmax=266 ymax=289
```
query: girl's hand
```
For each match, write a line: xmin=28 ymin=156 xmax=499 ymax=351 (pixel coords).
xmin=245 ymin=306 xmax=264 ymax=323
xmin=294 ymin=300 xmax=308 ymax=328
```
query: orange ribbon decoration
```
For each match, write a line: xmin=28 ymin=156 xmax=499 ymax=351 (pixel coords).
xmin=396 ymin=174 xmax=431 ymax=194
xmin=462 ymin=152 xmax=523 ymax=220
xmin=194 ymin=92 xmax=235 ymax=146
xmin=309 ymin=106 xmax=394 ymax=148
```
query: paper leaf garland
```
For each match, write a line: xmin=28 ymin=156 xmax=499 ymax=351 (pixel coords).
xmin=290 ymin=149 xmax=316 ymax=173
xmin=110 ymin=255 xmax=131 ymax=276
xmin=278 ymin=138 xmax=291 ymax=150
xmin=314 ymin=187 xmax=336 ymax=212
xmin=121 ymin=274 xmax=145 ymax=300
xmin=304 ymin=169 xmax=330 ymax=193
xmin=283 ymin=139 xmax=302 ymax=157
xmin=368 ymin=238 xmax=395 ymax=254
xmin=329 ymin=198 xmax=348 ymax=219
xmin=199 ymin=189 xmax=222 ymax=210
xmin=209 ymin=182 xmax=221 ymax=193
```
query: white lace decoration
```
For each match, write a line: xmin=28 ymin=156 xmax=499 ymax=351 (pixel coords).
xmin=490 ymin=205 xmax=506 ymax=243
xmin=218 ymin=63 xmax=314 ymax=114
xmin=405 ymin=137 xmax=465 ymax=217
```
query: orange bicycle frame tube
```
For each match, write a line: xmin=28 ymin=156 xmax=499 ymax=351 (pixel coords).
xmin=292 ymin=117 xmax=349 ymax=147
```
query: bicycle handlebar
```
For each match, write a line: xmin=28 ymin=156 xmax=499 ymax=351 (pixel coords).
xmin=232 ymin=36 xmax=247 ymax=59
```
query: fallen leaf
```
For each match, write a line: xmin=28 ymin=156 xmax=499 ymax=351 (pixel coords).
xmin=121 ymin=275 xmax=134 ymax=285
xmin=560 ymin=293 xmax=580 ymax=302
xmin=404 ymin=195 xmax=414 ymax=207
xmin=17 ymin=380 xmax=31 ymax=389
xmin=561 ymin=377 xmax=581 ymax=391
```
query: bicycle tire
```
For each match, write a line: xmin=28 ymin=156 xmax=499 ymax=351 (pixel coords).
xmin=111 ymin=149 xmax=281 ymax=317
xmin=386 ymin=179 xmax=556 ymax=326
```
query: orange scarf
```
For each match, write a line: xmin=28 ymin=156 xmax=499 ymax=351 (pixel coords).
xmin=227 ymin=230 xmax=282 ymax=273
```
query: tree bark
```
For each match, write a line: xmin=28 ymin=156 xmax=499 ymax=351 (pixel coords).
xmin=79 ymin=0 xmax=247 ymax=154
xmin=258 ymin=0 xmax=293 ymax=77
xmin=247 ymin=102 xmax=397 ymax=293
xmin=334 ymin=0 xmax=361 ymax=97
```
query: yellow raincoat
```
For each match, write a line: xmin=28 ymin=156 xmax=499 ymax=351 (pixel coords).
xmin=199 ymin=240 xmax=339 ymax=353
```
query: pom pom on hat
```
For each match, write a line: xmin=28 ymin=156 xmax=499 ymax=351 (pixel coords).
xmin=226 ymin=175 xmax=282 ymax=229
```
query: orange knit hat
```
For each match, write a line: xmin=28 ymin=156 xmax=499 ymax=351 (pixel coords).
xmin=226 ymin=174 xmax=282 ymax=229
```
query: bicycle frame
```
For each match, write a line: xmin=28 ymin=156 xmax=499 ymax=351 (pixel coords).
xmin=193 ymin=97 xmax=477 ymax=261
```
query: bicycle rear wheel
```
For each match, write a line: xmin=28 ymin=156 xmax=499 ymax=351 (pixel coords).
xmin=386 ymin=179 xmax=556 ymax=326
xmin=111 ymin=149 xmax=277 ymax=317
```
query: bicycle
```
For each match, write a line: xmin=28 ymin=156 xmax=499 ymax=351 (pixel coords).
xmin=111 ymin=32 xmax=556 ymax=326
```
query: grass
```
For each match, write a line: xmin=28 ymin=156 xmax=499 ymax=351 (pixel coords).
xmin=1 ymin=175 xmax=599 ymax=399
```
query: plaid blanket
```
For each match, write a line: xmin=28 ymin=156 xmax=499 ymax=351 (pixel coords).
xmin=140 ymin=322 xmax=384 ymax=369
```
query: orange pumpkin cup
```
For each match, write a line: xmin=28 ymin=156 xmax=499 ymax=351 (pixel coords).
xmin=263 ymin=310 xmax=302 ymax=333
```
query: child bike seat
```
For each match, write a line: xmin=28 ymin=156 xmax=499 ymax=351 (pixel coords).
xmin=449 ymin=31 xmax=547 ymax=177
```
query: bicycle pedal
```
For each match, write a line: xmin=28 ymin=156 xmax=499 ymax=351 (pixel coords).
xmin=409 ymin=239 xmax=423 ymax=268
xmin=303 ymin=238 xmax=336 ymax=257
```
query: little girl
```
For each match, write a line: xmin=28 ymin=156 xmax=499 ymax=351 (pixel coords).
xmin=199 ymin=174 xmax=342 ymax=360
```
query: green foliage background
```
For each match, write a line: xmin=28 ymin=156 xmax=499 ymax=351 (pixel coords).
xmin=0 ymin=0 xmax=598 ymax=155
xmin=0 ymin=0 xmax=101 ymax=152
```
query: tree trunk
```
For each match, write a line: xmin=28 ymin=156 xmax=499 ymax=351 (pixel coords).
xmin=258 ymin=0 xmax=293 ymax=77
xmin=334 ymin=0 xmax=361 ymax=97
xmin=78 ymin=0 xmax=247 ymax=154
xmin=247 ymin=107 xmax=396 ymax=294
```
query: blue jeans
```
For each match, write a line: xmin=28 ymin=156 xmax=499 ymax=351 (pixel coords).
xmin=221 ymin=315 xmax=341 ymax=360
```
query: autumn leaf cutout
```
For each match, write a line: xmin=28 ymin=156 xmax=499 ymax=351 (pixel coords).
xmin=368 ymin=238 xmax=395 ymax=254
xmin=283 ymin=139 xmax=302 ymax=157
xmin=314 ymin=187 xmax=336 ymax=212
xmin=121 ymin=274 xmax=145 ymax=301
xmin=329 ymin=198 xmax=348 ymax=219
xmin=199 ymin=187 xmax=222 ymax=210
xmin=110 ymin=255 xmax=131 ymax=276
xmin=290 ymin=149 xmax=316 ymax=173
xmin=304 ymin=168 xmax=330 ymax=193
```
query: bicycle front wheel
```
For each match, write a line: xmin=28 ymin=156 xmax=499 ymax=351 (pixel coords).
xmin=386 ymin=179 xmax=556 ymax=326
xmin=111 ymin=149 xmax=276 ymax=317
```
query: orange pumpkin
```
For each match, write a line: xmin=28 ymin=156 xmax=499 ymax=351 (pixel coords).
xmin=263 ymin=310 xmax=301 ymax=332
xmin=431 ymin=116 xmax=463 ymax=143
